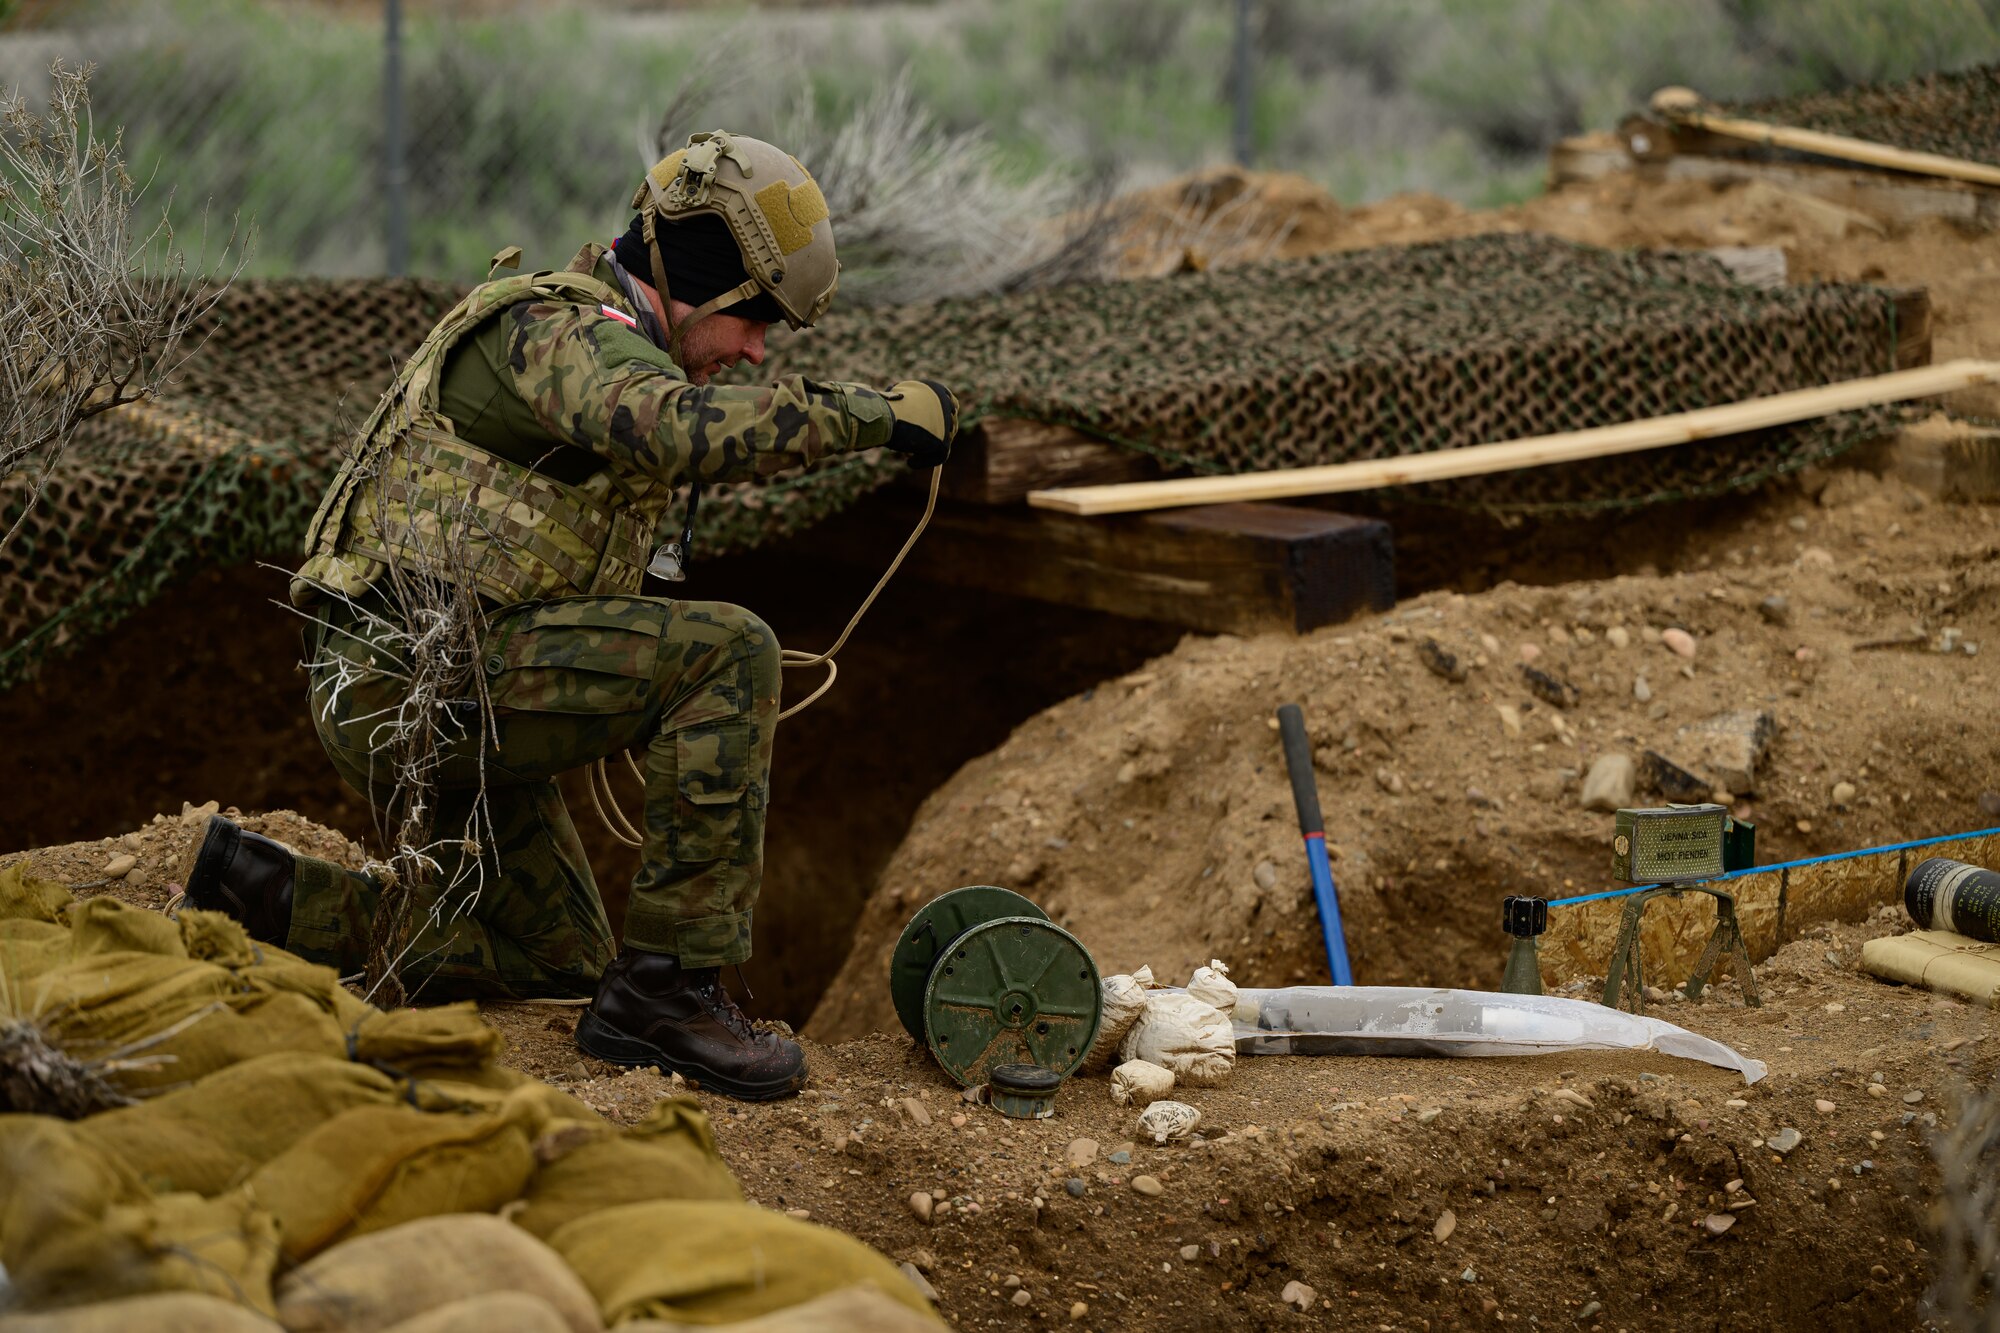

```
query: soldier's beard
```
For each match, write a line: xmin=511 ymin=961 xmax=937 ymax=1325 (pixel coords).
xmin=674 ymin=319 xmax=730 ymax=385
xmin=665 ymin=302 xmax=765 ymax=388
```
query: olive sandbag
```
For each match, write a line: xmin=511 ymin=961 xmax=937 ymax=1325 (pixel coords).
xmin=10 ymin=1188 xmax=280 ymax=1316
xmin=245 ymin=1093 xmax=541 ymax=1262
xmin=25 ymin=950 xmax=348 ymax=1094
xmin=378 ymin=1292 xmax=575 ymax=1333
xmin=399 ymin=1073 xmax=597 ymax=1124
xmin=274 ymin=1214 xmax=601 ymax=1333
xmin=0 ymin=860 xmax=75 ymax=923
xmin=78 ymin=1052 xmax=402 ymax=1196
xmin=0 ymin=1291 xmax=279 ymax=1332
xmin=177 ymin=908 xmax=373 ymax=1030
xmin=67 ymin=896 xmax=187 ymax=958
xmin=0 ymin=1116 xmax=149 ymax=1282
xmin=511 ymin=1096 xmax=742 ymax=1240
xmin=548 ymin=1200 xmax=936 ymax=1327
xmin=617 ymin=1286 xmax=945 ymax=1332
xmin=0 ymin=917 xmax=77 ymax=993
xmin=348 ymin=1002 xmax=505 ymax=1079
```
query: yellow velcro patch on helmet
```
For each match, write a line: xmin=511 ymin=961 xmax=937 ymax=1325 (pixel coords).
xmin=755 ymin=177 xmax=830 ymax=256
xmin=633 ymin=150 xmax=688 ymax=209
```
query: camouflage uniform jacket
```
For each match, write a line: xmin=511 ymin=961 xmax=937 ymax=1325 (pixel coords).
xmin=291 ymin=243 xmax=894 ymax=608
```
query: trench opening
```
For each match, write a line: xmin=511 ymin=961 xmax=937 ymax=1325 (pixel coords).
xmin=0 ymin=484 xmax=1791 ymax=1026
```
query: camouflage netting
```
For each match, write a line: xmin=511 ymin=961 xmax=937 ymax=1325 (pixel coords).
xmin=1 ymin=232 xmax=1912 ymax=689
xmin=1713 ymin=61 xmax=2000 ymax=167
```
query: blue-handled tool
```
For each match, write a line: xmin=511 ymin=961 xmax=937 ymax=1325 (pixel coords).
xmin=1276 ymin=703 xmax=1353 ymax=985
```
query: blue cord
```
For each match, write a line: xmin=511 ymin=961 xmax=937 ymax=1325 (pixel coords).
xmin=1546 ymin=825 xmax=2000 ymax=909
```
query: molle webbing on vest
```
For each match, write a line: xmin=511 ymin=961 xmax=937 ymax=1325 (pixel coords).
xmin=296 ymin=255 xmax=655 ymax=606
xmin=341 ymin=427 xmax=651 ymax=604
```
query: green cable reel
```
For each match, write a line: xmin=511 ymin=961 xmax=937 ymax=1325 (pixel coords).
xmin=889 ymin=886 xmax=1104 ymax=1088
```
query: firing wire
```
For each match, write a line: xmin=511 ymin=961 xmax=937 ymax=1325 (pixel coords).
xmin=586 ymin=464 xmax=943 ymax=848
xmin=1546 ymin=824 xmax=2000 ymax=909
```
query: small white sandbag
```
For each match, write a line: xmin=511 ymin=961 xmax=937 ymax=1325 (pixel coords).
xmin=1082 ymin=965 xmax=1154 ymax=1073
xmin=1186 ymin=959 xmax=1237 ymax=1015
xmin=1137 ymin=1100 xmax=1202 ymax=1143
xmin=1108 ymin=1059 xmax=1175 ymax=1108
xmin=1120 ymin=991 xmax=1235 ymax=1086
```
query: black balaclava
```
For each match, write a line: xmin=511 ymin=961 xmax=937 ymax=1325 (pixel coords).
xmin=612 ymin=212 xmax=787 ymax=326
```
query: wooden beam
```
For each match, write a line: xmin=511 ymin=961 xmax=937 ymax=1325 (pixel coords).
xmin=1650 ymin=92 xmax=2000 ymax=189
xmin=1030 ymin=359 xmax=2000 ymax=517
xmin=818 ymin=497 xmax=1393 ymax=635
xmin=941 ymin=417 xmax=1158 ymax=505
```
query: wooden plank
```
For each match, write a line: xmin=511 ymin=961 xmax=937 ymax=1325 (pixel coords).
xmin=817 ymin=497 xmax=1393 ymax=635
xmin=1654 ymin=93 xmax=2000 ymax=189
xmin=1031 ymin=359 xmax=2000 ymax=517
xmin=941 ymin=417 xmax=1158 ymax=505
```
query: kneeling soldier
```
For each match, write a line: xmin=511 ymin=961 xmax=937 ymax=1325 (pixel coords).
xmin=185 ymin=131 xmax=957 ymax=1100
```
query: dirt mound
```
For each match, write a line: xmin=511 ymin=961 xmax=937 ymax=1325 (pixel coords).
xmin=11 ymin=808 xmax=1994 ymax=1331
xmin=484 ymin=914 xmax=1995 ymax=1332
xmin=814 ymin=156 xmax=2000 ymax=1041
xmin=10 ymin=799 xmax=369 ymax=915
xmin=811 ymin=472 xmax=2000 ymax=1041
xmin=1115 ymin=163 xmax=2000 ymax=377
xmin=1111 ymin=166 xmax=1350 ymax=276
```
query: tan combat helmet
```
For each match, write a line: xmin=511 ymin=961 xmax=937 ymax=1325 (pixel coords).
xmin=632 ymin=130 xmax=839 ymax=359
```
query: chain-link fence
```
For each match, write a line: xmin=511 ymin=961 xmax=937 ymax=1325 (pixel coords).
xmin=16 ymin=0 xmax=2000 ymax=285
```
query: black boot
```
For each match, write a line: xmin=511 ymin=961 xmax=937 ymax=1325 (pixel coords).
xmin=577 ymin=949 xmax=806 ymax=1102
xmin=180 ymin=815 xmax=295 ymax=945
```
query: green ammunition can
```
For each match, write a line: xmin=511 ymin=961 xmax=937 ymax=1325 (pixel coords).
xmin=1612 ymin=804 xmax=1728 ymax=883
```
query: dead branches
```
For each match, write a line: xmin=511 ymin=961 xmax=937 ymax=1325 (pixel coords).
xmin=0 ymin=1017 xmax=135 ymax=1118
xmin=0 ymin=61 xmax=242 ymax=549
xmin=298 ymin=449 xmax=497 ymax=1008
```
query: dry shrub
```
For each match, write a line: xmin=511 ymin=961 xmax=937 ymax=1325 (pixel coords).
xmin=655 ymin=69 xmax=1125 ymax=307
xmin=0 ymin=61 xmax=240 ymax=548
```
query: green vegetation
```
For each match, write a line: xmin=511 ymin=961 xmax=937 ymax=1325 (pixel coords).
xmin=4 ymin=0 xmax=1997 ymax=278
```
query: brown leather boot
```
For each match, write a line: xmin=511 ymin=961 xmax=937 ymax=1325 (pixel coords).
xmin=179 ymin=815 xmax=295 ymax=944
xmin=576 ymin=949 xmax=806 ymax=1101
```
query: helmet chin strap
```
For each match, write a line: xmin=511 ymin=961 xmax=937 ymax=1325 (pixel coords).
xmin=638 ymin=187 xmax=763 ymax=371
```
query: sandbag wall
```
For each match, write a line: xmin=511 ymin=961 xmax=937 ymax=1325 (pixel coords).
xmin=0 ymin=864 xmax=938 ymax=1330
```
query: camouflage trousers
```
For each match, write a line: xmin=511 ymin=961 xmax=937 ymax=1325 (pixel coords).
xmin=294 ymin=589 xmax=779 ymax=999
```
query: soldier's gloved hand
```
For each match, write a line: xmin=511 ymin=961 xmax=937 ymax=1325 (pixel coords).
xmin=883 ymin=380 xmax=958 ymax=469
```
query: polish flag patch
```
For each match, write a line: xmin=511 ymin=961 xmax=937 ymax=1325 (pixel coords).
xmin=599 ymin=304 xmax=639 ymax=330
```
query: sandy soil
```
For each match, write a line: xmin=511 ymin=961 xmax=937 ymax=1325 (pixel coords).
xmin=491 ymin=921 xmax=1994 ymax=1333
xmin=813 ymin=473 xmax=2000 ymax=1039
xmin=12 ymin=814 xmax=1992 ymax=1331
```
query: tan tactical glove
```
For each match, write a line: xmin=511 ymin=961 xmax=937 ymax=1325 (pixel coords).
xmin=883 ymin=380 xmax=959 ymax=469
